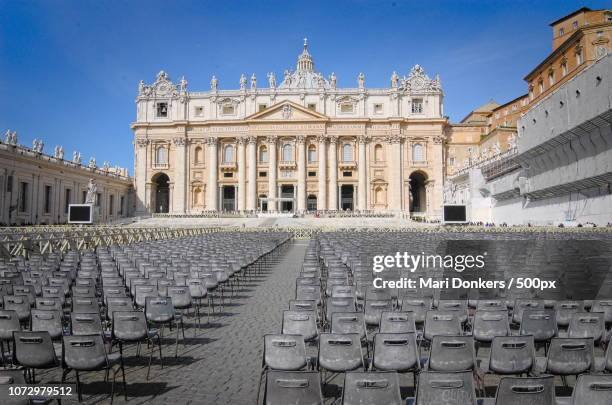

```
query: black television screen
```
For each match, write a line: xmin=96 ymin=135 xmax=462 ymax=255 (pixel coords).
xmin=69 ymin=205 xmax=92 ymax=223
xmin=443 ymin=205 xmax=467 ymax=223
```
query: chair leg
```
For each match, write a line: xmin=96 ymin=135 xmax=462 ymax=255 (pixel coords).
xmin=109 ymin=367 xmax=116 ymax=405
xmin=147 ymin=339 xmax=154 ymax=380
xmin=175 ymin=319 xmax=180 ymax=358
xmin=119 ymin=342 xmax=127 ymax=400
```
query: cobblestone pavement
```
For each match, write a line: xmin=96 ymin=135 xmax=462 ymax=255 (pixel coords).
xmin=32 ymin=240 xmax=307 ymax=405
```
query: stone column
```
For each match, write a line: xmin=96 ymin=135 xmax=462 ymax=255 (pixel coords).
xmin=317 ymin=136 xmax=327 ymax=210
xmin=172 ymin=137 xmax=187 ymax=214
xmin=431 ymin=136 xmax=445 ymax=217
xmin=237 ymin=137 xmax=246 ymax=211
xmin=296 ymin=135 xmax=306 ymax=212
xmin=267 ymin=136 xmax=277 ymax=212
xmin=206 ymin=137 xmax=218 ymax=211
xmin=358 ymin=135 xmax=368 ymax=211
xmin=328 ymin=136 xmax=338 ymax=210
xmin=387 ymin=135 xmax=403 ymax=211
xmin=134 ymin=138 xmax=149 ymax=214
xmin=247 ymin=136 xmax=257 ymax=211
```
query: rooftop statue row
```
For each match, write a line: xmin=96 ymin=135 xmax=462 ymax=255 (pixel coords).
xmin=137 ymin=40 xmax=441 ymax=97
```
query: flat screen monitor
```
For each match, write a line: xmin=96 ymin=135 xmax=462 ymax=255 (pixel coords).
xmin=68 ymin=204 xmax=93 ymax=224
xmin=443 ymin=205 xmax=467 ymax=223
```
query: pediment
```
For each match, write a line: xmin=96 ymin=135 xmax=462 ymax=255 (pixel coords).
xmin=245 ymin=101 xmax=328 ymax=121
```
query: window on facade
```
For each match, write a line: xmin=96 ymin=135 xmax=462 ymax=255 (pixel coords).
xmin=193 ymin=188 xmax=203 ymax=205
xmin=449 ymin=157 xmax=455 ymax=166
xmin=559 ymin=27 xmax=565 ymax=36
xmin=374 ymin=104 xmax=383 ymax=114
xmin=194 ymin=106 xmax=204 ymax=117
xmin=259 ymin=146 xmax=268 ymax=163
xmin=44 ymin=185 xmax=52 ymax=214
xmin=343 ymin=171 xmax=352 ymax=177
xmin=119 ymin=196 xmax=125 ymax=215
xmin=64 ymin=188 xmax=71 ymax=214
xmin=223 ymin=172 xmax=233 ymax=178
xmin=82 ymin=190 xmax=87 ymax=204
xmin=19 ymin=182 xmax=28 ymax=212
xmin=307 ymin=145 xmax=316 ymax=163
xmin=412 ymin=144 xmax=425 ymax=162
xmin=6 ymin=175 xmax=13 ymax=192
xmin=308 ymin=171 xmax=316 ymax=177
xmin=572 ymin=21 xmax=578 ymax=30
xmin=109 ymin=195 xmax=114 ymax=216
xmin=374 ymin=144 xmax=383 ymax=162
xmin=561 ymin=63 xmax=568 ymax=76
xmin=96 ymin=193 xmax=101 ymax=207
xmin=223 ymin=145 xmax=234 ymax=163
xmin=548 ymin=72 xmax=555 ymax=86
xmin=282 ymin=144 xmax=293 ymax=162
xmin=156 ymin=146 xmax=168 ymax=165
xmin=307 ymin=103 xmax=316 ymax=111
xmin=538 ymin=81 xmax=544 ymax=94
xmin=259 ymin=171 xmax=267 ymax=177
xmin=307 ymin=195 xmax=317 ymax=211
xmin=222 ymin=104 xmax=235 ymax=115
xmin=156 ymin=102 xmax=168 ymax=118
xmin=411 ymin=98 xmax=423 ymax=114
xmin=194 ymin=146 xmax=203 ymax=164
xmin=340 ymin=103 xmax=354 ymax=113
xmin=576 ymin=51 xmax=583 ymax=65
xmin=529 ymin=87 xmax=534 ymax=101
xmin=258 ymin=104 xmax=267 ymax=112
xmin=342 ymin=144 xmax=353 ymax=162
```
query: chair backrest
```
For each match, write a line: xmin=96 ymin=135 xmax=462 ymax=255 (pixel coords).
xmin=331 ymin=285 xmax=355 ymax=299
xmin=112 ymin=310 xmax=148 ymax=342
xmin=342 ymin=371 xmax=401 ymax=405
xmin=326 ymin=297 xmax=356 ymax=321
xmin=489 ymin=335 xmax=535 ymax=375
xmin=35 ymin=297 xmax=63 ymax=312
xmin=3 ymin=295 xmax=30 ymax=320
xmin=424 ymin=310 xmax=462 ymax=341
xmin=379 ymin=311 xmax=416 ymax=334
xmin=476 ymin=299 xmax=507 ymax=312
xmin=493 ymin=376 xmax=555 ymax=405
xmin=145 ymin=296 xmax=175 ymax=323
xmin=70 ymin=313 xmax=103 ymax=336
xmin=591 ymin=300 xmax=612 ymax=323
xmin=186 ymin=279 xmax=207 ymax=299
xmin=416 ymin=371 xmax=476 ymax=405
xmin=72 ymin=297 xmax=100 ymax=314
xmin=295 ymin=285 xmax=321 ymax=303
xmin=473 ymin=310 xmax=509 ymax=343
xmin=570 ymin=374 xmax=612 ymax=405
xmin=546 ymin=337 xmax=594 ymax=375
xmin=402 ymin=298 xmax=432 ymax=323
xmin=282 ymin=310 xmax=318 ymax=342
xmin=288 ymin=300 xmax=317 ymax=312
xmin=264 ymin=370 xmax=323 ymax=405
xmin=13 ymin=331 xmax=57 ymax=369
xmin=512 ymin=300 xmax=542 ymax=324
xmin=364 ymin=300 xmax=393 ymax=326
xmin=519 ymin=309 xmax=557 ymax=343
xmin=554 ymin=301 xmax=584 ymax=327
xmin=428 ymin=335 xmax=475 ymax=372
xmin=318 ymin=333 xmax=363 ymax=372
xmin=568 ymin=312 xmax=605 ymax=341
xmin=372 ymin=332 xmax=419 ymax=372
xmin=263 ymin=334 xmax=307 ymax=371
xmin=0 ymin=310 xmax=20 ymax=341
xmin=62 ymin=334 xmax=107 ymax=371
xmin=167 ymin=286 xmax=192 ymax=309
xmin=106 ymin=297 xmax=133 ymax=320
xmin=134 ymin=285 xmax=158 ymax=308
xmin=437 ymin=300 xmax=468 ymax=323
xmin=331 ymin=312 xmax=366 ymax=340
xmin=31 ymin=309 xmax=63 ymax=340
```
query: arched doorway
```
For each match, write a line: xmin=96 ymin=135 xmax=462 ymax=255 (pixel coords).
xmin=152 ymin=173 xmax=170 ymax=213
xmin=409 ymin=171 xmax=427 ymax=213
xmin=340 ymin=185 xmax=354 ymax=211
xmin=259 ymin=194 xmax=268 ymax=212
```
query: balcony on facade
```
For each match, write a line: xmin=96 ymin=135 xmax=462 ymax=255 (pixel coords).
xmin=278 ymin=160 xmax=297 ymax=170
xmin=220 ymin=161 xmax=237 ymax=171
xmin=338 ymin=161 xmax=357 ymax=170
xmin=152 ymin=162 xmax=169 ymax=170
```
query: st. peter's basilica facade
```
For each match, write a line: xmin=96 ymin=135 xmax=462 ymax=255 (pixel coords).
xmin=132 ymin=40 xmax=446 ymax=216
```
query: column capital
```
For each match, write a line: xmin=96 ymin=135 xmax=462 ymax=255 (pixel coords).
xmin=432 ymin=136 xmax=444 ymax=145
xmin=173 ymin=137 xmax=187 ymax=147
xmin=385 ymin=135 xmax=403 ymax=144
xmin=237 ymin=136 xmax=247 ymax=145
xmin=247 ymin=135 xmax=257 ymax=145
xmin=316 ymin=135 xmax=327 ymax=144
xmin=135 ymin=138 xmax=150 ymax=148
xmin=266 ymin=135 xmax=278 ymax=145
xmin=206 ymin=136 xmax=218 ymax=146
xmin=357 ymin=135 xmax=371 ymax=144
xmin=328 ymin=135 xmax=338 ymax=144
xmin=296 ymin=135 xmax=306 ymax=144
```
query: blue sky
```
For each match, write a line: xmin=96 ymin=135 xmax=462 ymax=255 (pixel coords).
xmin=1 ymin=0 xmax=608 ymax=173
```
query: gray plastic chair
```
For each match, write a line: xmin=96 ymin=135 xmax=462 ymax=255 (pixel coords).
xmin=264 ymin=370 xmax=323 ymax=405
xmin=567 ymin=312 xmax=605 ymax=343
xmin=61 ymin=334 xmax=123 ymax=403
xmin=416 ymin=371 xmax=477 ymax=405
xmin=379 ymin=312 xmax=416 ymax=334
xmin=544 ymin=337 xmax=594 ymax=381
xmin=317 ymin=333 xmax=363 ymax=378
xmin=0 ymin=310 xmax=20 ymax=366
xmin=263 ymin=334 xmax=308 ymax=371
xmin=12 ymin=331 xmax=58 ymax=383
xmin=428 ymin=335 xmax=476 ymax=372
xmin=70 ymin=313 xmax=103 ymax=336
xmin=282 ymin=310 xmax=318 ymax=342
xmin=0 ymin=369 xmax=28 ymax=405
xmin=331 ymin=312 xmax=366 ymax=341
xmin=485 ymin=335 xmax=535 ymax=375
xmin=491 ymin=376 xmax=555 ymax=405
xmin=423 ymin=310 xmax=462 ymax=342
xmin=342 ymin=371 xmax=401 ymax=405
xmin=31 ymin=309 xmax=63 ymax=340
xmin=473 ymin=310 xmax=509 ymax=344
xmin=557 ymin=373 xmax=612 ymax=405
xmin=145 ymin=296 xmax=179 ymax=358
